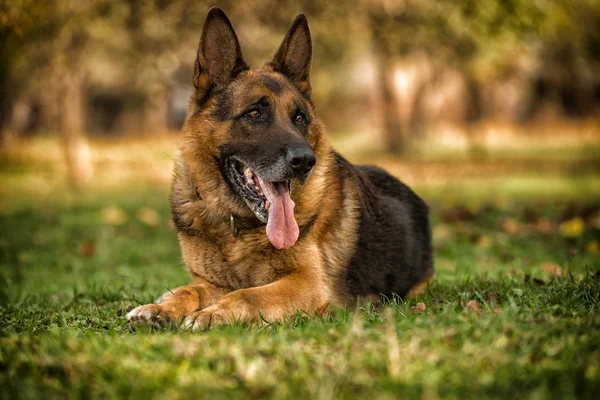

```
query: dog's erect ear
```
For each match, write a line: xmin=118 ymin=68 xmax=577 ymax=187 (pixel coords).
xmin=194 ymin=7 xmax=248 ymax=99
xmin=269 ymin=14 xmax=312 ymax=98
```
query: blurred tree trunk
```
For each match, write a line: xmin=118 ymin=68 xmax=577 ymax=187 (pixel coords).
xmin=0 ymin=51 xmax=17 ymax=148
xmin=408 ymin=81 xmax=428 ymax=138
xmin=0 ymin=97 xmax=16 ymax=148
xmin=370 ymin=12 xmax=405 ymax=154
xmin=127 ymin=2 xmax=170 ymax=135
xmin=376 ymin=54 xmax=404 ymax=153
xmin=464 ymin=74 xmax=483 ymax=122
xmin=58 ymin=70 xmax=93 ymax=188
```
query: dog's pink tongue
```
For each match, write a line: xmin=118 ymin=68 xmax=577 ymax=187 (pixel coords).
xmin=257 ymin=177 xmax=299 ymax=249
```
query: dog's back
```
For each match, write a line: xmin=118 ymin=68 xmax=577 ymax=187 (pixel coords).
xmin=335 ymin=155 xmax=433 ymax=300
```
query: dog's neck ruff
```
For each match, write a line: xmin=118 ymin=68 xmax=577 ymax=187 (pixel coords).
xmin=193 ymin=184 xmax=264 ymax=238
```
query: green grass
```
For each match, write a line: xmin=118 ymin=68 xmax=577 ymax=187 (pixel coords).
xmin=1 ymin=172 xmax=600 ymax=398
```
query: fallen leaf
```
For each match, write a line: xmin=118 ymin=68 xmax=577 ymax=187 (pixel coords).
xmin=79 ymin=240 xmax=95 ymax=257
xmin=464 ymin=300 xmax=481 ymax=314
xmin=493 ymin=307 xmax=503 ymax=313
xmin=476 ymin=235 xmax=491 ymax=248
xmin=500 ymin=218 xmax=521 ymax=234
xmin=411 ymin=302 xmax=426 ymax=314
xmin=136 ymin=207 xmax=160 ymax=227
xmin=542 ymin=263 xmax=563 ymax=278
xmin=102 ymin=206 xmax=127 ymax=226
xmin=586 ymin=240 xmax=598 ymax=254
xmin=535 ymin=217 xmax=553 ymax=234
xmin=559 ymin=217 xmax=585 ymax=238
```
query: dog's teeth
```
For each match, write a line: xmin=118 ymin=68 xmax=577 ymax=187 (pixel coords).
xmin=266 ymin=201 xmax=271 ymax=210
xmin=244 ymin=168 xmax=253 ymax=178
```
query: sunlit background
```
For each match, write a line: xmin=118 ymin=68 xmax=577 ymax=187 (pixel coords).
xmin=1 ymin=0 xmax=599 ymax=200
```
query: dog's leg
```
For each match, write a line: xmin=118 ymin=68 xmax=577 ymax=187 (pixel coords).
xmin=154 ymin=286 xmax=183 ymax=304
xmin=405 ymin=268 xmax=435 ymax=299
xmin=184 ymin=273 xmax=326 ymax=331
xmin=127 ymin=278 xmax=229 ymax=329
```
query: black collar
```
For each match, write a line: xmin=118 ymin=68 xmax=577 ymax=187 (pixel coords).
xmin=222 ymin=214 xmax=264 ymax=238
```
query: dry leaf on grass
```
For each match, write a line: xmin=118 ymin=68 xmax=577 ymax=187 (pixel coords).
xmin=411 ymin=302 xmax=426 ymax=314
xmin=535 ymin=217 xmax=554 ymax=234
xmin=79 ymin=240 xmax=95 ymax=257
xmin=542 ymin=263 xmax=563 ymax=278
xmin=464 ymin=300 xmax=481 ymax=314
xmin=500 ymin=218 xmax=521 ymax=234
xmin=475 ymin=235 xmax=491 ymax=248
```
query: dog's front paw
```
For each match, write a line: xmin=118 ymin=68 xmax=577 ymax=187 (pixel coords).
xmin=127 ymin=304 xmax=163 ymax=329
xmin=127 ymin=303 xmax=184 ymax=330
xmin=183 ymin=306 xmax=235 ymax=332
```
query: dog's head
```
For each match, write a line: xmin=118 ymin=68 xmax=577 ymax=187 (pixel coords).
xmin=180 ymin=7 xmax=329 ymax=249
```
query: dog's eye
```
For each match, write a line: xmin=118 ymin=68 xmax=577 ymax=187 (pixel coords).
xmin=245 ymin=110 xmax=261 ymax=120
xmin=294 ymin=112 xmax=306 ymax=124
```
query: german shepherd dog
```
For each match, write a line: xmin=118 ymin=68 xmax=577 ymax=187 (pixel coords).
xmin=127 ymin=7 xmax=433 ymax=331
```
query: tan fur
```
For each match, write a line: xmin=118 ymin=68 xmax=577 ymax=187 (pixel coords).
xmin=405 ymin=270 xmax=435 ymax=299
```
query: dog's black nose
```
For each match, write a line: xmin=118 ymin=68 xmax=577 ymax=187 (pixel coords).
xmin=286 ymin=146 xmax=316 ymax=175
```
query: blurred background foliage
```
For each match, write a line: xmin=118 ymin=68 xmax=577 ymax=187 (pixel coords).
xmin=0 ymin=0 xmax=599 ymax=188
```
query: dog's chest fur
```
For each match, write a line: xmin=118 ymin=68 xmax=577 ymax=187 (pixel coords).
xmin=169 ymin=153 xmax=362 ymax=304
xmin=177 ymin=230 xmax=296 ymax=290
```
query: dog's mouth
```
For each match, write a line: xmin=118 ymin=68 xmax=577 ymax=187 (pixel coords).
xmin=227 ymin=159 xmax=299 ymax=249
